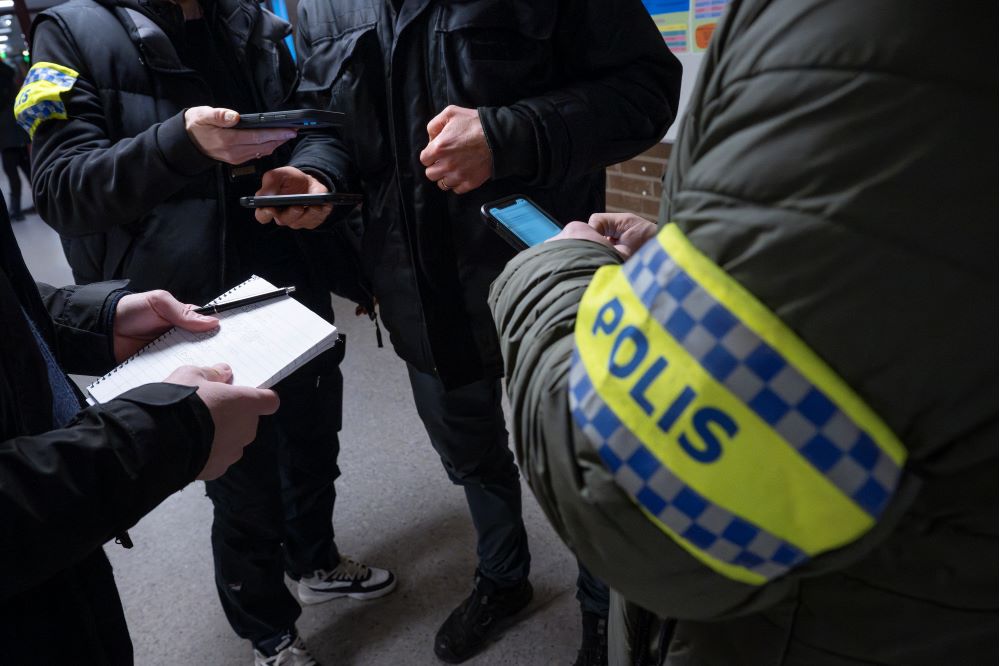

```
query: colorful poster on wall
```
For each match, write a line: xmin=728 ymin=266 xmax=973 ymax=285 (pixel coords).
xmin=692 ymin=0 xmax=728 ymax=51
xmin=642 ymin=0 xmax=691 ymax=54
xmin=642 ymin=0 xmax=731 ymax=54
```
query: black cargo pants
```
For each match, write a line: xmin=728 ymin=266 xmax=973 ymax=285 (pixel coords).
xmin=205 ymin=340 xmax=345 ymax=646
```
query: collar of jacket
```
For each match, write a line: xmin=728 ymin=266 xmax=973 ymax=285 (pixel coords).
xmin=394 ymin=0 xmax=433 ymax=35
xmin=93 ymin=0 xmax=273 ymax=74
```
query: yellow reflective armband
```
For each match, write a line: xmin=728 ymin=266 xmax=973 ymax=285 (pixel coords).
xmin=570 ymin=224 xmax=906 ymax=585
xmin=14 ymin=62 xmax=80 ymax=139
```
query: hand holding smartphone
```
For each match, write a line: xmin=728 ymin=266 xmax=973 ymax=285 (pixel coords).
xmin=480 ymin=196 xmax=563 ymax=250
xmin=235 ymin=109 xmax=345 ymax=130
xmin=240 ymin=192 xmax=362 ymax=209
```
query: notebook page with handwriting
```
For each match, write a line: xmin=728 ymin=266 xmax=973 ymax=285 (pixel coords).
xmin=86 ymin=276 xmax=338 ymax=404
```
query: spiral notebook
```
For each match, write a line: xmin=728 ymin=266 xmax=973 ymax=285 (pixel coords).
xmin=85 ymin=275 xmax=339 ymax=404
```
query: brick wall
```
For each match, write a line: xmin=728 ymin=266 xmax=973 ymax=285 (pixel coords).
xmin=605 ymin=142 xmax=672 ymax=220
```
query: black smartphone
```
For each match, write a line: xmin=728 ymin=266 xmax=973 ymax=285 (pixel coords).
xmin=480 ymin=196 xmax=563 ymax=251
xmin=239 ymin=193 xmax=362 ymax=208
xmin=234 ymin=109 xmax=345 ymax=130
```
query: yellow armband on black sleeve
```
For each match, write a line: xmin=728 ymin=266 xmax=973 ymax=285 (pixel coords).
xmin=14 ymin=61 xmax=79 ymax=139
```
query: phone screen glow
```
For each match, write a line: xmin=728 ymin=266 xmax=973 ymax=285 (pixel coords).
xmin=490 ymin=199 xmax=562 ymax=246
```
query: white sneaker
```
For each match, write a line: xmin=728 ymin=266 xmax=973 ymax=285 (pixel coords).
xmin=253 ymin=636 xmax=318 ymax=666
xmin=298 ymin=556 xmax=397 ymax=605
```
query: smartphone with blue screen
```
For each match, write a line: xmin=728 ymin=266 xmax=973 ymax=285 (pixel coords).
xmin=480 ymin=196 xmax=563 ymax=251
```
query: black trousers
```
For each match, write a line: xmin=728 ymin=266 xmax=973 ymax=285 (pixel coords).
xmin=407 ymin=364 xmax=611 ymax=614
xmin=406 ymin=364 xmax=532 ymax=586
xmin=205 ymin=349 xmax=344 ymax=645
xmin=1 ymin=146 xmax=30 ymax=214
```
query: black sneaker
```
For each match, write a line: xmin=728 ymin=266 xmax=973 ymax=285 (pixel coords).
xmin=433 ymin=571 xmax=533 ymax=663
xmin=574 ymin=611 xmax=609 ymax=666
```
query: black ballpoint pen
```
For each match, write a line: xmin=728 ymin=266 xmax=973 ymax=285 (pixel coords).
xmin=193 ymin=286 xmax=296 ymax=315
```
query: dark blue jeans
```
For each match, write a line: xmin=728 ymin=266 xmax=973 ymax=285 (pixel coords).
xmin=407 ymin=365 xmax=612 ymax=614
xmin=406 ymin=365 xmax=531 ymax=586
xmin=205 ymin=349 xmax=344 ymax=646
xmin=577 ymin=563 xmax=611 ymax=616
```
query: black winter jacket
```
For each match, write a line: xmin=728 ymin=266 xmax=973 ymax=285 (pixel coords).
xmin=27 ymin=0 xmax=298 ymax=306
xmin=292 ymin=0 xmax=681 ymax=387
xmin=0 ymin=193 xmax=214 ymax=665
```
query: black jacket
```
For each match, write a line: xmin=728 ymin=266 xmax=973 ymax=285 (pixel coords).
xmin=27 ymin=0 xmax=299 ymax=306
xmin=0 ymin=193 xmax=214 ymax=665
xmin=292 ymin=0 xmax=681 ymax=387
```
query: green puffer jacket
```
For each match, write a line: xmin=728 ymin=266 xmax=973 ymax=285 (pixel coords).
xmin=488 ymin=0 xmax=996 ymax=664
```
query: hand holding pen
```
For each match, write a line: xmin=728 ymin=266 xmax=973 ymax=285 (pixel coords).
xmin=194 ymin=286 xmax=297 ymax=315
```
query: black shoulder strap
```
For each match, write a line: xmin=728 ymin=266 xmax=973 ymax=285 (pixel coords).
xmin=119 ymin=6 xmax=190 ymax=74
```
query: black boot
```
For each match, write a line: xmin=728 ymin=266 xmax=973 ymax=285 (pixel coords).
xmin=574 ymin=611 xmax=609 ymax=666
xmin=434 ymin=570 xmax=533 ymax=663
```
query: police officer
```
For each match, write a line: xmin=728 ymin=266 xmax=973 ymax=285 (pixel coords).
xmin=488 ymin=0 xmax=995 ymax=663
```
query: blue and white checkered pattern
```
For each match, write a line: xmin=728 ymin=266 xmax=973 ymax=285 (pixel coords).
xmin=570 ymin=353 xmax=809 ymax=581
xmin=623 ymin=241 xmax=901 ymax=518
xmin=15 ymin=99 xmax=66 ymax=135
xmin=23 ymin=65 xmax=77 ymax=88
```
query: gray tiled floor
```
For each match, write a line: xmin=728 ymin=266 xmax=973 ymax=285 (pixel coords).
xmin=8 ymin=181 xmax=582 ymax=666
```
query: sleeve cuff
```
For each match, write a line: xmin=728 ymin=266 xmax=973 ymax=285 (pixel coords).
xmin=300 ymin=166 xmax=336 ymax=192
xmin=155 ymin=112 xmax=216 ymax=177
xmin=101 ymin=287 xmax=131 ymax=361
xmin=111 ymin=382 xmax=215 ymax=479
xmin=479 ymin=105 xmax=540 ymax=182
xmin=293 ymin=166 xmax=358 ymax=231
xmin=506 ymin=238 xmax=623 ymax=274
xmin=490 ymin=239 xmax=622 ymax=315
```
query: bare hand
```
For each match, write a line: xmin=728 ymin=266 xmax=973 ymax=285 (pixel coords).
xmin=253 ymin=166 xmax=333 ymax=229
xmin=163 ymin=364 xmax=280 ymax=480
xmin=587 ymin=212 xmax=658 ymax=259
xmin=114 ymin=290 xmax=218 ymax=362
xmin=184 ymin=107 xmax=297 ymax=165
xmin=355 ymin=296 xmax=379 ymax=317
xmin=419 ymin=105 xmax=492 ymax=195
xmin=546 ymin=221 xmax=617 ymax=251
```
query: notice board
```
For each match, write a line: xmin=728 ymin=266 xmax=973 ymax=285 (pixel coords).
xmin=642 ymin=1 xmax=732 ymax=140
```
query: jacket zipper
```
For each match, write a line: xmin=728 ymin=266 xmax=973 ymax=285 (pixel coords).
xmin=385 ymin=12 xmax=438 ymax=374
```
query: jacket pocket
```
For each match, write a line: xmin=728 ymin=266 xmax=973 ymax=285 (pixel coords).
xmin=297 ymin=21 xmax=377 ymax=101
xmin=433 ymin=0 xmax=558 ymax=107
xmin=298 ymin=23 xmax=391 ymax=178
